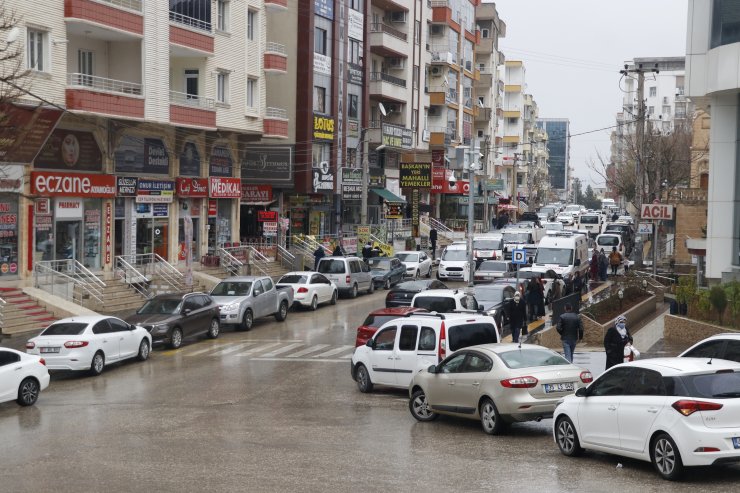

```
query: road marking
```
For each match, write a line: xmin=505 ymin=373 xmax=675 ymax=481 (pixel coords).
xmin=312 ymin=345 xmax=354 ymax=358
xmin=286 ymin=344 xmax=330 ymax=358
xmin=255 ymin=357 xmax=347 ymax=363
xmin=183 ymin=343 xmax=232 ymax=357
xmin=259 ymin=342 xmax=304 ymax=357
xmin=239 ymin=342 xmax=284 ymax=355
xmin=210 ymin=342 xmax=258 ymax=356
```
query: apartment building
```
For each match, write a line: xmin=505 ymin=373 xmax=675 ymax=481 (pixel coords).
xmin=520 ymin=96 xmax=548 ymax=210
xmin=537 ymin=118 xmax=570 ymax=197
xmin=0 ymin=0 xmax=268 ymax=280
xmin=499 ymin=60 xmax=524 ymax=202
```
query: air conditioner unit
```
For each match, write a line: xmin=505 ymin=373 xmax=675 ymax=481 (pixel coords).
xmin=428 ymin=106 xmax=441 ymax=116
xmin=430 ymin=24 xmax=444 ymax=36
xmin=387 ymin=57 xmax=405 ymax=69
xmin=430 ymin=66 xmax=443 ymax=76
xmin=390 ymin=11 xmax=406 ymax=23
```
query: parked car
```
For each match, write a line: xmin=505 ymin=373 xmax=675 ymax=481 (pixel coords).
xmin=126 ymin=293 xmax=220 ymax=349
xmin=437 ymin=243 xmax=468 ymax=281
xmin=604 ymin=222 xmax=635 ymax=254
xmin=408 ymin=344 xmax=591 ymax=433
xmin=385 ymin=279 xmax=448 ymax=308
xmin=0 ymin=348 xmax=50 ymax=406
xmin=368 ymin=256 xmax=407 ymax=289
xmin=553 ymin=358 xmax=740 ymax=481
xmin=395 ymin=251 xmax=433 ymax=278
xmin=351 ymin=312 xmax=501 ymax=392
xmin=211 ymin=276 xmax=293 ymax=331
xmin=411 ymin=289 xmax=478 ymax=313
xmin=317 ymin=256 xmax=374 ymax=298
xmin=474 ymin=283 xmax=517 ymax=329
xmin=617 ymin=215 xmax=634 ymax=225
xmin=276 ymin=271 xmax=338 ymax=310
xmin=474 ymin=260 xmax=514 ymax=284
xmin=679 ymin=333 xmax=740 ymax=362
xmin=355 ymin=307 xmax=427 ymax=347
xmin=543 ymin=221 xmax=564 ymax=232
xmin=556 ymin=212 xmax=575 ymax=226
xmin=25 ymin=316 xmax=152 ymax=376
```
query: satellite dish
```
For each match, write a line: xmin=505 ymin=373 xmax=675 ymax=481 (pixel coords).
xmin=378 ymin=102 xmax=387 ymax=117
xmin=6 ymin=27 xmax=19 ymax=45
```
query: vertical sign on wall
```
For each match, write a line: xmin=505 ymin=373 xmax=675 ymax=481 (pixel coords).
xmin=411 ymin=189 xmax=420 ymax=227
xmin=184 ymin=215 xmax=193 ymax=287
xmin=104 ymin=202 xmax=112 ymax=265
xmin=336 ymin=0 xmax=346 ymax=192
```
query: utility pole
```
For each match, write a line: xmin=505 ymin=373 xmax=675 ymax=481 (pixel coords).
xmin=360 ymin=128 xmax=369 ymax=225
xmin=466 ymin=143 xmax=478 ymax=310
xmin=511 ymin=152 xmax=521 ymax=220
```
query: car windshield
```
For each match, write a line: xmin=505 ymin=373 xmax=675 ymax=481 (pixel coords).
xmin=503 ymin=232 xmax=530 ymax=243
xmin=544 ymin=223 xmax=564 ymax=231
xmin=597 ymin=236 xmax=620 ymax=247
xmin=474 ymin=239 xmax=502 ymax=250
xmin=565 ymin=205 xmax=581 ymax=212
xmin=479 ymin=261 xmax=507 ymax=272
xmin=474 ymin=285 xmax=512 ymax=304
xmin=534 ymin=247 xmax=573 ymax=266
xmin=211 ymin=281 xmax=252 ymax=296
xmin=395 ymin=253 xmax=418 ymax=262
xmin=317 ymin=259 xmax=346 ymax=274
xmin=137 ymin=298 xmax=182 ymax=315
xmin=580 ymin=216 xmax=599 ymax=224
xmin=278 ymin=274 xmax=308 ymax=284
xmin=368 ymin=258 xmax=392 ymax=270
xmin=395 ymin=281 xmax=428 ymax=291
xmin=41 ymin=322 xmax=88 ymax=336
xmin=680 ymin=372 xmax=740 ymax=398
xmin=362 ymin=314 xmax=400 ymax=328
xmin=442 ymin=249 xmax=467 ymax=261
xmin=498 ymin=349 xmax=570 ymax=369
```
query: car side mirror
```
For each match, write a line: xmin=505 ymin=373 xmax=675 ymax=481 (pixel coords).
xmin=574 ymin=259 xmax=581 ymax=266
xmin=129 ymin=324 xmax=137 ymax=331
xmin=365 ymin=339 xmax=375 ymax=349
xmin=427 ymin=364 xmax=437 ymax=374
xmin=253 ymin=290 xmax=261 ymax=297
xmin=183 ymin=308 xmax=192 ymax=316
xmin=575 ymin=387 xmax=588 ymax=397
xmin=477 ymin=304 xmax=486 ymax=312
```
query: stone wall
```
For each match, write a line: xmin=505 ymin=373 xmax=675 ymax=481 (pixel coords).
xmin=674 ymin=200 xmax=707 ymax=264
xmin=664 ymin=314 xmax=739 ymax=346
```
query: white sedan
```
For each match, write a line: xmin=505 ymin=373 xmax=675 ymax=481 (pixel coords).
xmin=556 ymin=213 xmax=575 ymax=226
xmin=553 ymin=358 xmax=740 ymax=481
xmin=26 ymin=316 xmax=152 ymax=376
xmin=395 ymin=251 xmax=433 ymax=278
xmin=0 ymin=348 xmax=50 ymax=406
xmin=276 ymin=271 xmax=338 ymax=310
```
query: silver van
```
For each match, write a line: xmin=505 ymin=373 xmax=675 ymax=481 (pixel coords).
xmin=317 ymin=256 xmax=374 ymax=298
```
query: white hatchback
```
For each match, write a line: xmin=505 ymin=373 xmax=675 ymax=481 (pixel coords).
xmin=553 ymin=358 xmax=740 ymax=480
xmin=0 ymin=348 xmax=50 ymax=407
xmin=26 ymin=316 xmax=152 ymax=376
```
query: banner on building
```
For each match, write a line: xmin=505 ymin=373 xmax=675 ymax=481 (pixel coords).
xmin=400 ymin=162 xmax=432 ymax=189
xmin=114 ymin=136 xmax=170 ymax=175
xmin=35 ymin=129 xmax=103 ymax=171
xmin=0 ymin=103 xmax=63 ymax=164
xmin=31 ymin=171 xmax=116 ymax=198
xmin=381 ymin=123 xmax=413 ymax=149
xmin=242 ymin=145 xmax=293 ymax=185
xmin=209 ymin=177 xmax=241 ymax=198
xmin=411 ymin=189 xmax=420 ymax=226
xmin=180 ymin=141 xmax=201 ymax=176
xmin=241 ymin=184 xmax=273 ymax=203
xmin=136 ymin=179 xmax=174 ymax=203
xmin=313 ymin=115 xmax=335 ymax=141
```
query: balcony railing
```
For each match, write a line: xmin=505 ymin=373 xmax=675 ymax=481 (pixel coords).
xmin=169 ymin=10 xmax=211 ymax=32
xmin=169 ymin=90 xmax=215 ymax=110
xmin=370 ymin=71 xmax=406 ymax=88
xmin=430 ymin=0 xmax=450 ymax=7
xmin=369 ymin=22 xmax=408 ymax=41
xmin=100 ymin=0 xmax=142 ymax=12
xmin=68 ymin=73 xmax=143 ymax=96
xmin=265 ymin=107 xmax=288 ymax=119
xmin=446 ymin=88 xmax=458 ymax=103
xmin=265 ymin=42 xmax=287 ymax=56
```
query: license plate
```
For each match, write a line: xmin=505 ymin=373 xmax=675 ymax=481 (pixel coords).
xmin=544 ymin=382 xmax=574 ymax=393
xmin=733 ymin=437 xmax=740 ymax=449
xmin=40 ymin=347 xmax=60 ymax=354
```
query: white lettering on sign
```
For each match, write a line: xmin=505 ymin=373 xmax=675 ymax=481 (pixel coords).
xmin=34 ymin=174 xmax=115 ymax=196
xmin=640 ymin=204 xmax=674 ymax=220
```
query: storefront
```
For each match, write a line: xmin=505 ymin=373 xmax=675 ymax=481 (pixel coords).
xmin=0 ymin=165 xmax=23 ymax=278
xmin=176 ymin=177 xmax=207 ymax=262
xmin=240 ymin=184 xmax=275 ymax=240
xmin=208 ymin=177 xmax=240 ymax=249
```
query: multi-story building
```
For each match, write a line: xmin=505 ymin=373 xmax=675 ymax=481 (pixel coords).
xmin=500 ymin=60 xmax=525 ymax=202
xmin=521 ymin=97 xmax=549 ymax=210
xmin=536 ymin=118 xmax=570 ymax=199
xmin=0 ymin=0 xmax=268 ymax=281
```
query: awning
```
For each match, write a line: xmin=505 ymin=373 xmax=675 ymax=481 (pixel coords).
xmin=240 ymin=200 xmax=277 ymax=207
xmin=371 ymin=188 xmax=406 ymax=204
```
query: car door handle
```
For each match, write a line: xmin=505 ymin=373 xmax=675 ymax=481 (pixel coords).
xmin=448 ymin=381 xmax=455 ymax=386
xmin=472 ymin=382 xmax=481 ymax=387
xmin=607 ymin=405 xmax=617 ymax=411
xmin=647 ymin=407 xmax=659 ymax=414
xmin=15 ymin=367 xmax=22 ymax=371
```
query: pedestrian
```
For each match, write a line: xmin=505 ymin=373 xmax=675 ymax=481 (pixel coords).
xmin=361 ymin=241 xmax=373 ymax=262
xmin=572 ymin=271 xmax=584 ymax=297
xmin=556 ymin=303 xmax=583 ymax=363
xmin=598 ymin=248 xmax=609 ymax=281
xmin=508 ymin=291 xmax=528 ymax=343
xmin=313 ymin=245 xmax=325 ymax=271
xmin=537 ymin=276 xmax=546 ymax=318
xmin=429 ymin=227 xmax=438 ymax=260
xmin=604 ymin=315 xmax=633 ymax=369
xmin=332 ymin=243 xmax=343 ymax=256
xmin=622 ymin=255 xmax=630 ymax=274
xmin=609 ymin=246 xmax=623 ymax=276
xmin=549 ymin=276 xmax=563 ymax=308
xmin=590 ymin=251 xmax=599 ymax=281
xmin=526 ymin=276 xmax=544 ymax=322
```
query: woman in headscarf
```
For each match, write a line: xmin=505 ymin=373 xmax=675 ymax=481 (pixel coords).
xmin=508 ymin=291 xmax=528 ymax=343
xmin=603 ymin=315 xmax=633 ymax=369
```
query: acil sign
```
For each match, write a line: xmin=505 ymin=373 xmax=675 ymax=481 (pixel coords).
xmin=640 ymin=204 xmax=674 ymax=220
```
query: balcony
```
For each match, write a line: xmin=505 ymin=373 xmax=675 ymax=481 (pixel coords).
xmin=475 ymin=107 xmax=492 ymax=123
xmin=66 ymin=73 xmax=144 ymax=119
xmin=476 ymin=36 xmax=494 ymax=55
xmin=264 ymin=42 xmax=288 ymax=73
xmin=65 ymin=0 xmax=143 ymax=38
xmin=429 ymin=46 xmax=457 ymax=65
xmin=169 ymin=12 xmax=214 ymax=56
xmin=477 ymin=68 xmax=493 ymax=87
xmin=265 ymin=0 xmax=288 ymax=9
xmin=369 ymin=23 xmax=409 ymax=58
xmin=428 ymin=126 xmax=455 ymax=147
xmin=264 ymin=107 xmax=288 ymax=139
xmin=369 ymin=72 xmax=407 ymax=102
xmin=169 ymin=90 xmax=216 ymax=129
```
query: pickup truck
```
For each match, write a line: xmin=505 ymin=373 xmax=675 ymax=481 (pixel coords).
xmin=210 ymin=275 xmax=293 ymax=331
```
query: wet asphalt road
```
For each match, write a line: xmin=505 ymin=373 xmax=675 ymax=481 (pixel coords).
xmin=1 ymin=284 xmax=739 ymax=492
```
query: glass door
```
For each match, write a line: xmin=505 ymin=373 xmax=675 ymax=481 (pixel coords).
xmin=55 ymin=220 xmax=82 ymax=262
xmin=78 ymin=49 xmax=93 ymax=86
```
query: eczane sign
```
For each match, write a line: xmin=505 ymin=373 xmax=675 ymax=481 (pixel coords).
xmin=640 ymin=203 xmax=674 ymax=220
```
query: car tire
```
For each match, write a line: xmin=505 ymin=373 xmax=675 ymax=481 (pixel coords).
xmin=136 ymin=339 xmax=150 ymax=361
xmin=651 ymin=433 xmax=684 ymax=481
xmin=330 ymin=290 xmax=337 ymax=305
xmin=384 ymin=278 xmax=391 ymax=290
xmin=414 ymin=270 xmax=420 ymax=280
xmin=169 ymin=328 xmax=183 ymax=349
xmin=275 ymin=300 xmax=289 ymax=322
xmin=242 ymin=310 xmax=254 ymax=331
xmin=207 ymin=318 xmax=220 ymax=339
xmin=479 ymin=398 xmax=505 ymax=435
xmin=355 ymin=364 xmax=373 ymax=393
xmin=426 ymin=266 xmax=432 ymax=278
xmin=16 ymin=377 xmax=40 ymax=406
xmin=409 ymin=389 xmax=438 ymax=422
xmin=90 ymin=351 xmax=105 ymax=376
xmin=310 ymin=295 xmax=318 ymax=311
xmin=350 ymin=284 xmax=358 ymax=299
xmin=367 ymin=281 xmax=375 ymax=295
xmin=555 ymin=416 xmax=583 ymax=457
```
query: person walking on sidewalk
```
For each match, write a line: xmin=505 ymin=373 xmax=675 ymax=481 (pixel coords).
xmin=590 ymin=251 xmax=599 ymax=282
xmin=526 ymin=277 xmax=544 ymax=322
xmin=598 ymin=248 xmax=609 ymax=281
xmin=313 ymin=245 xmax=325 ymax=271
xmin=556 ymin=303 xmax=583 ymax=363
xmin=509 ymin=292 xmax=527 ymax=343
xmin=609 ymin=247 xmax=623 ymax=276
xmin=429 ymin=228 xmax=438 ymax=260
xmin=604 ymin=315 xmax=633 ymax=369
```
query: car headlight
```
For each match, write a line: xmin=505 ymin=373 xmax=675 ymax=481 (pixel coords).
xmin=221 ymin=302 xmax=240 ymax=312
xmin=152 ymin=324 xmax=169 ymax=333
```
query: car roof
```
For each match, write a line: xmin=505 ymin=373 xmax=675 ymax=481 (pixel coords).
xmin=151 ymin=292 xmax=196 ymax=300
xmin=396 ymin=250 xmax=421 ymax=254
xmin=618 ymin=357 xmax=740 ymax=375
xmin=414 ymin=289 xmax=462 ymax=297
xmin=406 ymin=312 xmax=495 ymax=323
xmin=50 ymin=315 xmax=112 ymax=325
xmin=469 ymin=343 xmax=557 ymax=355
xmin=597 ymin=233 xmax=621 ymax=238
xmin=221 ymin=276 xmax=262 ymax=281
xmin=368 ymin=307 xmax=425 ymax=316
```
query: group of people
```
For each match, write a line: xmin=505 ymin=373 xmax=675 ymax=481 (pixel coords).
xmin=589 ymin=247 xmax=628 ymax=282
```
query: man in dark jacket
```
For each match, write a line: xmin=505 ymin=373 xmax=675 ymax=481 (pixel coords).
xmin=313 ymin=245 xmax=325 ymax=271
xmin=508 ymin=291 xmax=528 ymax=343
xmin=361 ymin=241 xmax=373 ymax=262
xmin=429 ymin=228 xmax=438 ymax=260
xmin=556 ymin=303 xmax=583 ymax=363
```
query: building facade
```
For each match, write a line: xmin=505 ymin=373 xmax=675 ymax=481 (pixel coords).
xmin=536 ymin=118 xmax=569 ymax=197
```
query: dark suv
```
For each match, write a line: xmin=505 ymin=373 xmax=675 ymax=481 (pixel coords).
xmin=126 ymin=292 xmax=220 ymax=349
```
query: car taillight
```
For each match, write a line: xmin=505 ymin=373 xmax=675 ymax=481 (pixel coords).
xmin=695 ymin=447 xmax=720 ymax=453
xmin=474 ymin=250 xmax=479 ymax=258
xmin=500 ymin=376 xmax=539 ymax=388
xmin=671 ymin=400 xmax=723 ymax=416
xmin=438 ymin=322 xmax=446 ymax=362
xmin=25 ymin=342 xmax=35 ymax=350
xmin=346 ymin=275 xmax=351 ymax=284
xmin=39 ymin=358 xmax=46 ymax=366
xmin=297 ymin=287 xmax=309 ymax=293
xmin=579 ymin=371 xmax=593 ymax=383
xmin=64 ymin=341 xmax=89 ymax=348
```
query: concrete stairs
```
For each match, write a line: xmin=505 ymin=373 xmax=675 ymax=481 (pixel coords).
xmin=197 ymin=261 xmax=290 ymax=281
xmin=0 ymin=288 xmax=58 ymax=337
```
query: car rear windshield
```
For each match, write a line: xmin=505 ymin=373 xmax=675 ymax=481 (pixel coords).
xmin=318 ymin=259 xmax=346 ymax=274
xmin=597 ymin=236 xmax=619 ymax=247
xmin=279 ymin=274 xmax=308 ymax=284
xmin=137 ymin=298 xmax=182 ymax=315
xmin=413 ymin=296 xmax=457 ymax=313
xmin=580 ymin=216 xmax=599 ymax=224
xmin=368 ymin=258 xmax=391 ymax=269
xmin=448 ymin=323 xmax=498 ymax=351
xmin=474 ymin=239 xmax=502 ymax=250
xmin=395 ymin=253 xmax=418 ymax=262
xmin=503 ymin=232 xmax=530 ymax=243
xmin=480 ymin=262 xmax=507 ymax=272
xmin=362 ymin=315 xmax=399 ymax=328
xmin=498 ymin=349 xmax=570 ymax=369
xmin=396 ymin=281 xmax=427 ymax=291
xmin=41 ymin=323 xmax=87 ymax=336
xmin=679 ymin=371 xmax=740 ymax=398
xmin=211 ymin=282 xmax=252 ymax=296
xmin=442 ymin=249 xmax=467 ymax=261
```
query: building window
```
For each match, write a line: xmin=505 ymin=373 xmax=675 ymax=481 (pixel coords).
xmin=350 ymin=0 xmax=361 ymax=10
xmin=78 ymin=49 xmax=93 ymax=86
xmin=247 ymin=10 xmax=256 ymax=41
xmin=184 ymin=69 xmax=199 ymax=98
xmin=415 ymin=20 xmax=421 ymax=44
xmin=314 ymin=28 xmax=327 ymax=55
xmin=412 ymin=109 xmax=419 ymax=131
xmin=413 ymin=65 xmax=420 ymax=89
xmin=246 ymin=78 xmax=257 ymax=109
xmin=314 ymin=86 xmax=326 ymax=113
xmin=349 ymin=39 xmax=361 ymax=65
xmin=348 ymin=94 xmax=358 ymax=119
xmin=648 ymin=106 xmax=654 ymax=116
xmin=712 ymin=0 xmax=740 ymax=48
xmin=169 ymin=0 xmax=211 ymax=31
xmin=481 ymin=28 xmax=490 ymax=38
xmin=27 ymin=29 xmax=48 ymax=72
xmin=217 ymin=72 xmax=229 ymax=103
xmin=217 ymin=0 xmax=229 ymax=32
xmin=649 ymin=86 xmax=657 ymax=97
xmin=662 ymin=105 xmax=671 ymax=116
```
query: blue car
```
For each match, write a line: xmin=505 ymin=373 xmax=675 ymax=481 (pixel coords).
xmin=368 ymin=257 xmax=407 ymax=289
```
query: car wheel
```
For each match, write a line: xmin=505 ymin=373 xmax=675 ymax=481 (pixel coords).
xmin=136 ymin=339 xmax=150 ymax=361
xmin=207 ymin=318 xmax=220 ymax=339
xmin=90 ymin=351 xmax=105 ymax=376
xmin=350 ymin=284 xmax=358 ymax=299
xmin=169 ymin=328 xmax=183 ymax=349
xmin=436 ymin=272 xmax=442 ymax=281
xmin=355 ymin=364 xmax=373 ymax=393
xmin=367 ymin=281 xmax=375 ymax=295
xmin=414 ymin=270 xmax=420 ymax=280
xmin=275 ymin=300 xmax=289 ymax=321
xmin=409 ymin=389 xmax=438 ymax=422
xmin=330 ymin=290 xmax=337 ymax=305
xmin=479 ymin=398 xmax=505 ymax=435
xmin=384 ymin=278 xmax=391 ymax=290
xmin=555 ymin=417 xmax=583 ymax=457
xmin=651 ymin=433 xmax=684 ymax=481
xmin=17 ymin=378 xmax=40 ymax=406
xmin=310 ymin=295 xmax=318 ymax=311
xmin=426 ymin=266 xmax=432 ymax=278
xmin=242 ymin=310 xmax=254 ymax=331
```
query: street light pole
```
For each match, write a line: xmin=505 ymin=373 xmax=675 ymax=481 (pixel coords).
xmin=360 ymin=128 xmax=369 ymax=225
xmin=466 ymin=145 xmax=477 ymax=309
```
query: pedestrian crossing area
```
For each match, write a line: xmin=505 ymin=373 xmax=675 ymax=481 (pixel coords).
xmin=164 ymin=339 xmax=356 ymax=362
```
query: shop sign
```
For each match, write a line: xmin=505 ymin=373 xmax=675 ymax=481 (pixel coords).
xmin=35 ymin=129 xmax=103 ymax=171
xmin=385 ymin=203 xmax=403 ymax=219
xmin=0 ymin=203 xmax=17 ymax=237
xmin=263 ymin=221 xmax=278 ymax=237
xmin=486 ymin=179 xmax=505 ymax=191
xmin=241 ymin=184 xmax=273 ymax=203
xmin=0 ymin=103 xmax=63 ymax=164
xmin=400 ymin=162 xmax=432 ymax=189
xmin=136 ymin=179 xmax=174 ymax=203
xmin=431 ymin=166 xmax=445 ymax=192
xmin=314 ymin=53 xmax=332 ymax=76
xmin=209 ymin=177 xmax=241 ymax=198
xmin=152 ymin=204 xmax=169 ymax=217
xmin=208 ymin=199 xmax=218 ymax=217
xmin=368 ymin=170 xmax=386 ymax=189
xmin=431 ymin=168 xmax=469 ymax=194
xmin=312 ymin=160 xmax=334 ymax=192
xmin=640 ymin=203 xmax=674 ymax=220
xmin=347 ymin=64 xmax=363 ymax=86
xmin=116 ymin=176 xmax=138 ymax=197
xmin=313 ymin=114 xmax=335 ymax=141
xmin=0 ymin=165 xmax=24 ymax=192
xmin=258 ymin=210 xmax=278 ymax=222
xmin=432 ymin=150 xmax=445 ymax=167
xmin=209 ymin=145 xmax=233 ymax=177
xmin=381 ymin=123 xmax=413 ymax=149
xmin=341 ymin=236 xmax=358 ymax=254
xmin=342 ymin=167 xmax=363 ymax=200
xmin=55 ymin=198 xmax=83 ymax=220
xmin=104 ymin=202 xmax=112 ymax=265
xmin=348 ymin=119 xmax=359 ymax=138
xmin=348 ymin=8 xmax=364 ymax=40
xmin=180 ymin=141 xmax=201 ymax=176
xmin=411 ymin=189 xmax=420 ymax=226
xmin=241 ymin=145 xmax=293 ymax=185
xmin=176 ymin=177 xmax=208 ymax=197
xmin=31 ymin=171 xmax=116 ymax=198
xmin=314 ymin=0 xmax=333 ymax=19
xmin=114 ymin=136 xmax=169 ymax=175
xmin=35 ymin=198 xmax=51 ymax=215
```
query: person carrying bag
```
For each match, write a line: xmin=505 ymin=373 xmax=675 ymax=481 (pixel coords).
xmin=604 ymin=315 xmax=634 ymax=369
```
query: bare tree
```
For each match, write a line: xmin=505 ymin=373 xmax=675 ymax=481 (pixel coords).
xmin=0 ymin=1 xmax=27 ymax=105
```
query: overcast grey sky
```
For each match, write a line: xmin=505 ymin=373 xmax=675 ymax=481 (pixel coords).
xmin=491 ymin=0 xmax=688 ymax=188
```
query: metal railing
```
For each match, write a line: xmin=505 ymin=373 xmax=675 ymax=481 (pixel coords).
xmin=98 ymin=0 xmax=142 ymax=12
xmin=276 ymin=245 xmax=296 ymax=270
xmin=117 ymin=254 xmax=186 ymax=293
xmin=169 ymin=10 xmax=211 ymax=32
xmin=217 ymin=247 xmax=245 ymax=276
xmin=0 ymin=296 xmax=5 ymax=331
xmin=68 ymin=73 xmax=143 ymax=96
xmin=265 ymin=41 xmax=287 ymax=55
xmin=369 ymin=23 xmax=408 ymax=41
xmin=115 ymin=256 xmax=153 ymax=299
xmin=370 ymin=71 xmax=406 ymax=87
xmin=169 ymin=90 xmax=215 ymax=110
xmin=265 ymin=107 xmax=288 ymax=119
xmin=246 ymin=246 xmax=270 ymax=277
xmin=34 ymin=260 xmax=105 ymax=306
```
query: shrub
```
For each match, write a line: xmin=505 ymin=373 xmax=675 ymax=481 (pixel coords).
xmin=709 ymin=286 xmax=728 ymax=325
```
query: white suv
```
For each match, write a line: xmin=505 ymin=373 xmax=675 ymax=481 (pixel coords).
xmin=411 ymin=289 xmax=478 ymax=313
xmin=351 ymin=312 xmax=500 ymax=392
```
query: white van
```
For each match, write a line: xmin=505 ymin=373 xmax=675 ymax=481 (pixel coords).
xmin=350 ymin=312 xmax=500 ymax=392
xmin=528 ymin=231 xmax=589 ymax=280
xmin=411 ymin=289 xmax=477 ymax=312
xmin=501 ymin=226 xmax=545 ymax=260
xmin=473 ymin=233 xmax=503 ymax=262
xmin=437 ymin=243 xmax=468 ymax=281
xmin=577 ymin=213 xmax=601 ymax=237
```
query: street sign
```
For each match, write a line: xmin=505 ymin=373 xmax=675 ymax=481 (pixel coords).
xmin=512 ymin=249 xmax=527 ymax=264
xmin=640 ymin=203 xmax=674 ymax=220
xmin=637 ymin=222 xmax=653 ymax=235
